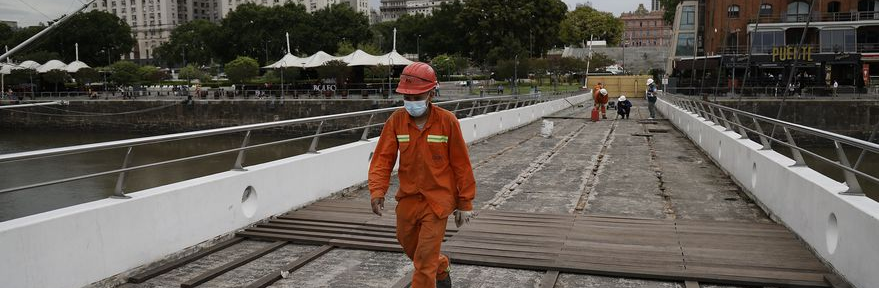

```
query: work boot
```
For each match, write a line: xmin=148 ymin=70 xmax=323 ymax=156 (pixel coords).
xmin=602 ymin=115 xmax=607 ymax=119
xmin=436 ymin=274 xmax=452 ymax=288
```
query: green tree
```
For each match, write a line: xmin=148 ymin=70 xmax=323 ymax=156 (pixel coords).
xmin=336 ymin=40 xmax=356 ymax=55
xmin=494 ymin=58 xmax=531 ymax=81
xmin=316 ymin=60 xmax=351 ymax=87
xmin=225 ymin=56 xmax=259 ymax=83
xmin=588 ymin=52 xmax=615 ymax=72
xmin=0 ymin=22 xmax=13 ymax=48
xmin=661 ymin=0 xmax=682 ymax=24
xmin=109 ymin=61 xmax=140 ymax=85
xmin=75 ymin=68 xmax=101 ymax=84
xmin=179 ymin=65 xmax=206 ymax=83
xmin=42 ymin=70 xmax=70 ymax=91
xmin=139 ymin=65 xmax=169 ymax=82
xmin=459 ymin=0 xmax=567 ymax=65
xmin=420 ymin=1 xmax=467 ymax=59
xmin=530 ymin=58 xmax=549 ymax=85
xmin=218 ymin=3 xmax=314 ymax=64
xmin=559 ymin=6 xmax=625 ymax=46
xmin=42 ymin=11 xmax=134 ymax=65
xmin=153 ymin=20 xmax=219 ymax=67
xmin=311 ymin=4 xmax=372 ymax=54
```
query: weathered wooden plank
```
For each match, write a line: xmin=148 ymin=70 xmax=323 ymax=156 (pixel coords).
xmin=128 ymin=237 xmax=244 ymax=284
xmin=539 ymin=270 xmax=559 ymax=288
xmin=180 ymin=241 xmax=287 ymax=288
xmin=243 ymin=245 xmax=334 ymax=288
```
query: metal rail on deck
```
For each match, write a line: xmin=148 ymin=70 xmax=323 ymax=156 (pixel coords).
xmin=664 ymin=94 xmax=879 ymax=196
xmin=0 ymin=92 xmax=578 ymax=197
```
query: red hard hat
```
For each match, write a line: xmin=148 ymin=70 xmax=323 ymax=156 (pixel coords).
xmin=396 ymin=62 xmax=437 ymax=95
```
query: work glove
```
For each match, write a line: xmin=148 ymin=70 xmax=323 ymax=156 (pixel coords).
xmin=454 ymin=210 xmax=476 ymax=228
xmin=371 ymin=198 xmax=384 ymax=216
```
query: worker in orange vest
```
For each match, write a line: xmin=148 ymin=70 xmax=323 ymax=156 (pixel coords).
xmin=369 ymin=62 xmax=477 ymax=288
xmin=593 ymin=82 xmax=608 ymax=119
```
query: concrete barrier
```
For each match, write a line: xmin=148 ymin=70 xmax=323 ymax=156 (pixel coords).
xmin=0 ymin=94 xmax=588 ymax=288
xmin=657 ymin=98 xmax=879 ymax=288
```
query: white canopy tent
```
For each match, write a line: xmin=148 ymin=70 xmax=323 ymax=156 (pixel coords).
xmin=66 ymin=43 xmax=91 ymax=73
xmin=36 ymin=60 xmax=68 ymax=73
xmin=302 ymin=51 xmax=337 ymax=68
xmin=376 ymin=50 xmax=414 ymax=66
xmin=16 ymin=60 xmax=41 ymax=70
xmin=264 ymin=53 xmax=303 ymax=69
xmin=65 ymin=61 xmax=90 ymax=73
xmin=0 ymin=63 xmax=12 ymax=75
xmin=341 ymin=50 xmax=380 ymax=66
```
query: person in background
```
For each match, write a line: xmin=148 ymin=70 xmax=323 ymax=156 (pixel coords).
xmin=646 ymin=78 xmax=658 ymax=119
xmin=616 ymin=95 xmax=632 ymax=119
xmin=832 ymin=80 xmax=839 ymax=97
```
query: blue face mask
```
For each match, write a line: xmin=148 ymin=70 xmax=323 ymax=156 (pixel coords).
xmin=404 ymin=100 xmax=428 ymax=117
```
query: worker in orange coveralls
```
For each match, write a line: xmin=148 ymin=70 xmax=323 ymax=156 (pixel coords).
xmin=368 ymin=62 xmax=477 ymax=288
xmin=593 ymin=82 xmax=608 ymax=119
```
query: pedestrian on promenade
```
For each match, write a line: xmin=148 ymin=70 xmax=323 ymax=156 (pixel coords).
xmin=832 ymin=80 xmax=838 ymax=97
xmin=646 ymin=78 xmax=658 ymax=119
xmin=594 ymin=85 xmax=609 ymax=119
xmin=369 ymin=62 xmax=476 ymax=288
xmin=616 ymin=95 xmax=632 ymax=119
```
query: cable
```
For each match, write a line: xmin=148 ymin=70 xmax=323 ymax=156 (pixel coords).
xmin=16 ymin=0 xmax=53 ymax=21
xmin=2 ymin=101 xmax=180 ymax=117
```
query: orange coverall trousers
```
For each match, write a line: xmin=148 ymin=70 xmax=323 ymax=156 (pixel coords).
xmin=396 ymin=194 xmax=450 ymax=288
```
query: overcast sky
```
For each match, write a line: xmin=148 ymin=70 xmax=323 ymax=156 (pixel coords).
xmin=1 ymin=0 xmax=651 ymax=27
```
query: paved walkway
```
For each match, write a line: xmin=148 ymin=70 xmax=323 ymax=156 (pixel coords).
xmin=121 ymin=100 xmax=797 ymax=288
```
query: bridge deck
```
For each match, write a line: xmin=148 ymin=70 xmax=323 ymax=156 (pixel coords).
xmin=119 ymin=101 xmax=838 ymax=288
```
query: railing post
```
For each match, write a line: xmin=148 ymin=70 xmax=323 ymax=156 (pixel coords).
xmin=751 ymin=117 xmax=772 ymax=150
xmin=732 ymin=113 xmax=749 ymax=140
xmin=495 ymin=100 xmax=504 ymax=112
xmin=232 ymin=130 xmax=252 ymax=171
xmin=360 ymin=114 xmax=375 ymax=141
xmin=112 ymin=147 xmax=133 ymax=199
xmin=717 ymin=109 xmax=733 ymax=131
xmin=483 ymin=101 xmax=491 ymax=114
xmin=782 ymin=127 xmax=806 ymax=167
xmin=468 ymin=101 xmax=477 ymax=117
xmin=453 ymin=102 xmax=461 ymax=113
xmin=834 ymin=140 xmax=865 ymax=196
xmin=308 ymin=121 xmax=325 ymax=153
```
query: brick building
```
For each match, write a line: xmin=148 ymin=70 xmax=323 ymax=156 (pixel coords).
xmin=668 ymin=0 xmax=879 ymax=95
xmin=621 ymin=4 xmax=672 ymax=47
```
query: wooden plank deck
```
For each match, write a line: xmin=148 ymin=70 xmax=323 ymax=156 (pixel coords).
xmin=237 ymin=199 xmax=832 ymax=287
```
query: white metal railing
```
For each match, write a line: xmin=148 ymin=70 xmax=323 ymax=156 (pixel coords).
xmin=0 ymin=92 xmax=576 ymax=197
xmin=665 ymin=94 xmax=878 ymax=196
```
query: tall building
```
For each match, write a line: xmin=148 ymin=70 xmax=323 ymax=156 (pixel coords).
xmin=219 ymin=0 xmax=368 ymax=18
xmin=668 ymin=0 xmax=879 ymax=95
xmin=620 ymin=4 xmax=672 ymax=47
xmin=89 ymin=0 xmax=220 ymax=61
xmin=91 ymin=0 xmax=369 ymax=61
xmin=1 ymin=21 xmax=18 ymax=29
xmin=379 ymin=0 xmax=458 ymax=22
xmin=651 ymin=0 xmax=661 ymax=11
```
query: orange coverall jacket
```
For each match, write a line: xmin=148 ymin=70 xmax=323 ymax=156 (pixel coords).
xmin=593 ymin=84 xmax=608 ymax=104
xmin=368 ymin=104 xmax=476 ymax=218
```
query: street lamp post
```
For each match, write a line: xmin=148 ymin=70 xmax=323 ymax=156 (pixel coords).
xmin=514 ymin=54 xmax=518 ymax=95
xmin=417 ymin=34 xmax=421 ymax=62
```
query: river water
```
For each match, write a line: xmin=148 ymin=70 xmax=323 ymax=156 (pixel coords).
xmin=0 ymin=130 xmax=357 ymax=222
xmin=1 ymin=129 xmax=876 ymax=222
